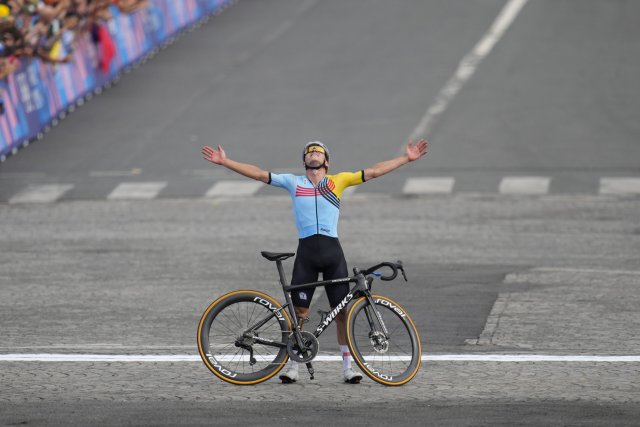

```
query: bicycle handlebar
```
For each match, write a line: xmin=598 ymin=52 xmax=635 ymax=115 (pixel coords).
xmin=353 ymin=260 xmax=407 ymax=282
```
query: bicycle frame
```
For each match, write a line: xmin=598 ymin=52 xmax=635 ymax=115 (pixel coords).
xmin=242 ymin=259 xmax=385 ymax=350
xmin=198 ymin=253 xmax=419 ymax=385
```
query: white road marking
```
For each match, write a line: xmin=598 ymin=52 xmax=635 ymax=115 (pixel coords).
xmin=90 ymin=169 xmax=142 ymax=177
xmin=408 ymin=0 xmax=529 ymax=143
xmin=262 ymin=20 xmax=294 ymax=45
xmin=1 ymin=354 xmax=639 ymax=362
xmin=107 ymin=182 xmax=167 ymax=200
xmin=260 ymin=0 xmax=316 ymax=45
xmin=8 ymin=184 xmax=74 ymax=204
xmin=529 ymin=267 xmax=640 ymax=276
xmin=499 ymin=176 xmax=550 ymax=194
xmin=403 ymin=177 xmax=455 ymax=194
xmin=599 ymin=177 xmax=640 ymax=195
xmin=205 ymin=180 xmax=263 ymax=197
xmin=425 ymin=355 xmax=640 ymax=362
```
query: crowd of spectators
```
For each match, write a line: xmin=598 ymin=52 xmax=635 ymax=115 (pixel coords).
xmin=0 ymin=0 xmax=149 ymax=80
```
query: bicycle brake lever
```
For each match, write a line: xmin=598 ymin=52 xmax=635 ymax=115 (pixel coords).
xmin=396 ymin=260 xmax=408 ymax=281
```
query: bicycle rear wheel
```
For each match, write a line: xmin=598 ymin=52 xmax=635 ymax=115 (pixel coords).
xmin=197 ymin=290 xmax=292 ymax=385
xmin=346 ymin=295 xmax=422 ymax=386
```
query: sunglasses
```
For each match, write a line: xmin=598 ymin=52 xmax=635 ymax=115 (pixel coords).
xmin=305 ymin=146 xmax=325 ymax=155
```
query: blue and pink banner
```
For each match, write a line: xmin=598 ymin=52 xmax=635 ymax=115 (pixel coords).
xmin=0 ymin=0 xmax=231 ymax=160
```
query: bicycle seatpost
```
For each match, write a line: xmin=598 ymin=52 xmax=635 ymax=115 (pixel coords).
xmin=276 ymin=260 xmax=288 ymax=287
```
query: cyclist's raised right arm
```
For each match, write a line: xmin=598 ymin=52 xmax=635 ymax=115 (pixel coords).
xmin=202 ymin=145 xmax=269 ymax=183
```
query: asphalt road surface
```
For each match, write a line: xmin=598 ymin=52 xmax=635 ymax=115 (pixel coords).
xmin=2 ymin=0 xmax=640 ymax=425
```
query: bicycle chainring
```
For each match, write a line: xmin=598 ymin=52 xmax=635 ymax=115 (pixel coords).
xmin=286 ymin=331 xmax=319 ymax=363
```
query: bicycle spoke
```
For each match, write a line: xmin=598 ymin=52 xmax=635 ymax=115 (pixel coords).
xmin=220 ymin=305 xmax=242 ymax=332
xmin=225 ymin=303 xmax=243 ymax=332
xmin=216 ymin=311 xmax=242 ymax=336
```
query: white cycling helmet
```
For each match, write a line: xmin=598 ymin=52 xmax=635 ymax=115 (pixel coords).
xmin=302 ymin=141 xmax=329 ymax=162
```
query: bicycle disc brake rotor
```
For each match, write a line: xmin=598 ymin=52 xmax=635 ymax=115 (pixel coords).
xmin=369 ymin=331 xmax=389 ymax=353
xmin=286 ymin=331 xmax=319 ymax=363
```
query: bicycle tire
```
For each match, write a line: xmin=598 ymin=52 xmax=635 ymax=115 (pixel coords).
xmin=346 ymin=295 xmax=422 ymax=386
xmin=197 ymin=290 xmax=292 ymax=385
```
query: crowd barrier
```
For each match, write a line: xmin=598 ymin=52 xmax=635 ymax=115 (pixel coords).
xmin=0 ymin=0 xmax=233 ymax=161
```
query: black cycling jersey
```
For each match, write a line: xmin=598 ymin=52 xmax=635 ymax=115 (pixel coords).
xmin=290 ymin=234 xmax=349 ymax=309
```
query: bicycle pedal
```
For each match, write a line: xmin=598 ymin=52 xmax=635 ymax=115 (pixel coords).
xmin=306 ymin=362 xmax=315 ymax=380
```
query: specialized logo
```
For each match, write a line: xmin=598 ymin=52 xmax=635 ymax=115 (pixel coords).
xmin=315 ymin=292 xmax=353 ymax=334
xmin=375 ymin=298 xmax=406 ymax=318
xmin=206 ymin=353 xmax=238 ymax=378
xmin=253 ymin=297 xmax=285 ymax=321
xmin=364 ymin=362 xmax=393 ymax=381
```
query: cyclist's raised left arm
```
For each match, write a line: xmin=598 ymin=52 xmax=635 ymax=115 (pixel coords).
xmin=363 ymin=139 xmax=428 ymax=182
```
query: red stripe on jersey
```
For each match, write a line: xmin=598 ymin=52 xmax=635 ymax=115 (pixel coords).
xmin=295 ymin=186 xmax=317 ymax=196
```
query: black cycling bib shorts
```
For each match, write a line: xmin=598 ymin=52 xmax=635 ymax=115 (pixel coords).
xmin=290 ymin=234 xmax=349 ymax=309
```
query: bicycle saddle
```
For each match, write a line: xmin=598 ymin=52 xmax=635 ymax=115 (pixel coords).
xmin=261 ymin=251 xmax=295 ymax=261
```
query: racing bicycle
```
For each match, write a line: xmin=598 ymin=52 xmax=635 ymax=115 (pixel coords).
xmin=197 ymin=251 xmax=422 ymax=386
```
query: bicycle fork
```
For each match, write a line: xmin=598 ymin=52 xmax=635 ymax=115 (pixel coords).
xmin=364 ymin=294 xmax=391 ymax=347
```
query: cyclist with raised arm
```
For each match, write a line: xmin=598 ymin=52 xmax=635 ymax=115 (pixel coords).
xmin=201 ymin=139 xmax=428 ymax=383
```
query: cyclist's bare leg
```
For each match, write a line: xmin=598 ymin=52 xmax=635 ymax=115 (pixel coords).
xmin=336 ymin=311 xmax=347 ymax=345
xmin=294 ymin=306 xmax=309 ymax=327
xmin=336 ymin=311 xmax=361 ymax=382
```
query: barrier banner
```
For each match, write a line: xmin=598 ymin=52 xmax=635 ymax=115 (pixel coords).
xmin=0 ymin=0 xmax=231 ymax=160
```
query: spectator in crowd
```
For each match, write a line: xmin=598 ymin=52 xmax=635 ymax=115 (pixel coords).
xmin=0 ymin=0 xmax=149 ymax=79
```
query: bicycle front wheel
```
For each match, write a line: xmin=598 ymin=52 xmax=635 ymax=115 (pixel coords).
xmin=346 ymin=295 xmax=422 ymax=386
xmin=197 ymin=290 xmax=292 ymax=385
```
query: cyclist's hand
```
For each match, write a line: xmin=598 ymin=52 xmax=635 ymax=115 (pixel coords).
xmin=405 ymin=139 xmax=428 ymax=161
xmin=202 ymin=145 xmax=227 ymax=165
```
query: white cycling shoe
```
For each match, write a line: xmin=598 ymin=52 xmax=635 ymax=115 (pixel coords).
xmin=343 ymin=367 xmax=363 ymax=384
xmin=279 ymin=366 xmax=299 ymax=384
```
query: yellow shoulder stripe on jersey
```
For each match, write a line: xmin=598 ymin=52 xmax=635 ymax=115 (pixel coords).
xmin=326 ymin=171 xmax=365 ymax=199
